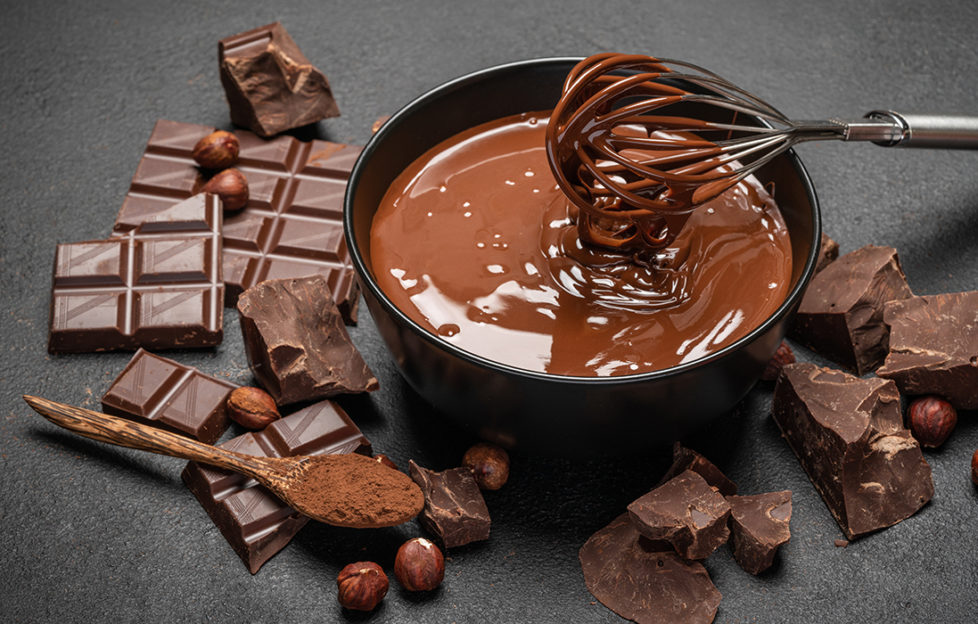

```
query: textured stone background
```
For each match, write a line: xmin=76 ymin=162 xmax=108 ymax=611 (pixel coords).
xmin=1 ymin=1 xmax=976 ymax=622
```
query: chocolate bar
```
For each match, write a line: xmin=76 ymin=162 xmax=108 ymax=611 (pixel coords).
xmin=627 ymin=470 xmax=731 ymax=560
xmin=877 ymin=291 xmax=978 ymax=410
xmin=102 ymin=348 xmax=235 ymax=443
xmin=580 ymin=513 xmax=722 ymax=624
xmin=117 ymin=119 xmax=362 ymax=323
xmin=181 ymin=399 xmax=370 ymax=573
xmin=726 ymin=491 xmax=792 ymax=575
xmin=790 ymin=245 xmax=912 ymax=374
xmin=656 ymin=443 xmax=737 ymax=496
xmin=772 ymin=362 xmax=933 ymax=539
xmin=49 ymin=194 xmax=223 ymax=353
xmin=408 ymin=461 xmax=491 ymax=549
xmin=219 ymin=22 xmax=340 ymax=137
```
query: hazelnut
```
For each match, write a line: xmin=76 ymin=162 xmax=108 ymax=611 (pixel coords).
xmin=908 ymin=396 xmax=957 ymax=448
xmin=201 ymin=168 xmax=249 ymax=211
xmin=394 ymin=538 xmax=445 ymax=592
xmin=337 ymin=561 xmax=388 ymax=611
xmin=971 ymin=449 xmax=978 ymax=487
xmin=192 ymin=130 xmax=240 ymax=169
xmin=760 ymin=342 xmax=795 ymax=382
xmin=462 ymin=442 xmax=510 ymax=490
xmin=227 ymin=386 xmax=280 ymax=429
xmin=374 ymin=454 xmax=398 ymax=470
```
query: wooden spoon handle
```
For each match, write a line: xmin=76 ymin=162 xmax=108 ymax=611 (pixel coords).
xmin=23 ymin=395 xmax=277 ymax=481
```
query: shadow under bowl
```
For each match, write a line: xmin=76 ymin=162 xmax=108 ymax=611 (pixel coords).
xmin=344 ymin=57 xmax=820 ymax=456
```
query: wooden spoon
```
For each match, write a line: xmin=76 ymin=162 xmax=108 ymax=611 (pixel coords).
xmin=23 ymin=395 xmax=423 ymax=528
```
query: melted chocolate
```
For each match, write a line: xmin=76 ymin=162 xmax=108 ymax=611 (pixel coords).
xmin=370 ymin=112 xmax=792 ymax=376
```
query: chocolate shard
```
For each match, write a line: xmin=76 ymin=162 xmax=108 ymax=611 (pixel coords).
xmin=408 ymin=460 xmax=490 ymax=549
xmin=48 ymin=193 xmax=224 ymax=354
xmin=219 ymin=22 xmax=340 ymax=137
xmin=726 ymin=491 xmax=792 ymax=575
xmin=790 ymin=245 xmax=912 ymax=374
xmin=237 ymin=275 xmax=378 ymax=405
xmin=580 ymin=513 xmax=722 ymax=624
xmin=182 ymin=399 xmax=370 ymax=573
xmin=877 ymin=291 xmax=978 ymax=410
xmin=628 ymin=470 xmax=731 ymax=560
xmin=815 ymin=232 xmax=840 ymax=273
xmin=102 ymin=349 xmax=235 ymax=443
xmin=772 ymin=362 xmax=933 ymax=539
xmin=657 ymin=442 xmax=737 ymax=496
xmin=118 ymin=119 xmax=362 ymax=323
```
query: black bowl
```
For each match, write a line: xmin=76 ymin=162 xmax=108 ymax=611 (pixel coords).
xmin=344 ymin=57 xmax=820 ymax=456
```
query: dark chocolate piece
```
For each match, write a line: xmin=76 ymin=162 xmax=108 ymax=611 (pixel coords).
xmin=580 ymin=513 xmax=722 ymax=624
xmin=877 ymin=291 xmax=978 ymax=410
xmin=772 ymin=362 xmax=933 ymax=539
xmin=219 ymin=22 xmax=339 ymax=138
xmin=408 ymin=460 xmax=491 ymax=549
xmin=117 ymin=119 xmax=362 ymax=323
xmin=237 ymin=275 xmax=378 ymax=405
xmin=815 ymin=232 xmax=839 ymax=273
xmin=627 ymin=470 xmax=731 ymax=560
xmin=102 ymin=348 xmax=235 ymax=443
xmin=726 ymin=491 xmax=792 ymax=574
xmin=49 ymin=194 xmax=223 ymax=353
xmin=657 ymin=442 xmax=737 ymax=496
xmin=790 ymin=245 xmax=912 ymax=374
xmin=181 ymin=400 xmax=370 ymax=573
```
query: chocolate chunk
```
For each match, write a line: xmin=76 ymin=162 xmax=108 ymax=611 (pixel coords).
xmin=182 ymin=399 xmax=370 ymax=573
xmin=219 ymin=22 xmax=340 ymax=137
xmin=657 ymin=443 xmax=737 ymax=496
xmin=726 ymin=491 xmax=792 ymax=574
xmin=48 ymin=194 xmax=223 ymax=353
xmin=117 ymin=119 xmax=362 ymax=323
xmin=580 ymin=513 xmax=722 ymax=624
xmin=815 ymin=232 xmax=839 ymax=273
xmin=627 ymin=470 xmax=731 ymax=560
xmin=877 ymin=291 xmax=978 ymax=410
xmin=408 ymin=460 xmax=491 ymax=549
xmin=237 ymin=275 xmax=378 ymax=405
xmin=772 ymin=362 xmax=933 ymax=539
xmin=102 ymin=349 xmax=235 ymax=443
xmin=790 ymin=245 xmax=912 ymax=374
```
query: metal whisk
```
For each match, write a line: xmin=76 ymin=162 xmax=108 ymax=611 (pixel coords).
xmin=546 ymin=53 xmax=978 ymax=253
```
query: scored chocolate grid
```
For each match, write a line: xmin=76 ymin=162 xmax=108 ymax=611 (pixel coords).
xmin=119 ymin=120 xmax=362 ymax=323
xmin=48 ymin=194 xmax=223 ymax=353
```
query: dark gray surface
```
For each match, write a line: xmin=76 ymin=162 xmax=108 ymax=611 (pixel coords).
xmin=1 ymin=1 xmax=977 ymax=622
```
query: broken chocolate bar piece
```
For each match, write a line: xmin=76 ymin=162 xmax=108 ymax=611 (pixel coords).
xmin=657 ymin=443 xmax=737 ymax=496
xmin=628 ymin=470 xmax=731 ymax=560
xmin=102 ymin=348 xmax=235 ymax=443
xmin=580 ymin=513 xmax=722 ymax=624
xmin=117 ymin=119 xmax=362 ymax=323
xmin=182 ymin=399 xmax=370 ymax=573
xmin=48 ymin=194 xmax=223 ymax=353
xmin=219 ymin=22 xmax=340 ymax=137
xmin=815 ymin=232 xmax=839 ymax=273
xmin=790 ymin=245 xmax=912 ymax=374
xmin=772 ymin=362 xmax=933 ymax=539
xmin=877 ymin=291 xmax=978 ymax=410
xmin=726 ymin=491 xmax=792 ymax=575
xmin=237 ymin=275 xmax=378 ymax=405
xmin=408 ymin=460 xmax=490 ymax=549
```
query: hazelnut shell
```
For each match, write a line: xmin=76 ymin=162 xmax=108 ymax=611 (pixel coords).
xmin=394 ymin=538 xmax=445 ymax=592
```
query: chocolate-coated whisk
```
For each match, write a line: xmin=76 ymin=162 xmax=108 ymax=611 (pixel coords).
xmin=546 ymin=53 xmax=978 ymax=253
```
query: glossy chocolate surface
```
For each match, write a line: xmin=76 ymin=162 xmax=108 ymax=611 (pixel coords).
xmin=370 ymin=112 xmax=793 ymax=376
xmin=49 ymin=194 xmax=223 ymax=353
xmin=118 ymin=119 xmax=361 ymax=322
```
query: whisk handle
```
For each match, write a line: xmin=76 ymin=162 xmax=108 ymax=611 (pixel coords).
xmin=864 ymin=110 xmax=978 ymax=149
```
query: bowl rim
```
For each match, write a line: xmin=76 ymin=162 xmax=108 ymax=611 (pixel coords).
xmin=344 ymin=56 xmax=821 ymax=386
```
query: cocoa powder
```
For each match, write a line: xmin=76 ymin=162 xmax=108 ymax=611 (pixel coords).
xmin=289 ymin=454 xmax=424 ymax=528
